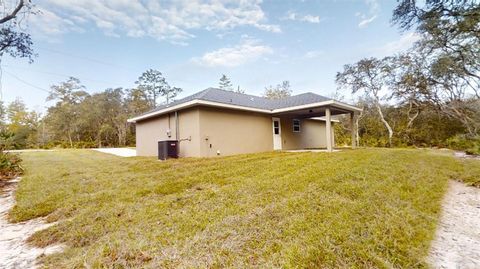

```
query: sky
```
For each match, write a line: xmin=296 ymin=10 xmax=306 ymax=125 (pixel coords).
xmin=2 ymin=0 xmax=420 ymax=113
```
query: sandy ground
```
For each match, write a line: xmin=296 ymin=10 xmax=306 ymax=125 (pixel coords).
xmin=0 ymin=178 xmax=64 ymax=269
xmin=428 ymin=180 xmax=480 ymax=269
xmin=4 ymin=149 xmax=55 ymax=153
xmin=92 ymin=148 xmax=137 ymax=157
xmin=454 ymin=151 xmax=480 ymax=160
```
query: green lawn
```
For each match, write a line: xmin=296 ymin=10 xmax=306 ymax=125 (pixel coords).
xmin=10 ymin=149 xmax=479 ymax=268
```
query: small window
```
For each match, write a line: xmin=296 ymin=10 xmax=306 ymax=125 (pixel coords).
xmin=273 ymin=120 xmax=280 ymax=134
xmin=293 ymin=119 xmax=300 ymax=132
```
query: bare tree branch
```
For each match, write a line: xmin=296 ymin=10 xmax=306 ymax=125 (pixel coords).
xmin=0 ymin=0 xmax=26 ymax=24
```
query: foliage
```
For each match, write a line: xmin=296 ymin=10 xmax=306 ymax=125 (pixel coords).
xmin=393 ymin=0 xmax=480 ymax=134
xmin=446 ymin=134 xmax=480 ymax=155
xmin=335 ymin=0 xmax=480 ymax=151
xmin=135 ymin=69 xmax=182 ymax=106
xmin=334 ymin=98 xmax=468 ymax=148
xmin=263 ymin=80 xmax=292 ymax=99
xmin=0 ymin=76 xmax=154 ymax=150
xmin=0 ymin=151 xmax=23 ymax=179
xmin=218 ymin=74 xmax=245 ymax=93
xmin=11 ymin=149 xmax=479 ymax=267
xmin=0 ymin=0 xmax=36 ymax=62
xmin=218 ymin=74 xmax=233 ymax=91
xmin=336 ymin=58 xmax=395 ymax=146
xmin=38 ymin=78 xmax=152 ymax=148
xmin=0 ymin=27 xmax=34 ymax=61
xmin=45 ymin=78 xmax=88 ymax=148
xmin=0 ymin=98 xmax=40 ymax=149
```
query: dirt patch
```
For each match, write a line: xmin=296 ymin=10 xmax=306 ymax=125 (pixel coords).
xmin=428 ymin=180 xmax=480 ymax=268
xmin=0 ymin=178 xmax=64 ymax=268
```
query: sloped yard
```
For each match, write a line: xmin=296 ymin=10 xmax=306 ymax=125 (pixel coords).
xmin=7 ymin=149 xmax=480 ymax=268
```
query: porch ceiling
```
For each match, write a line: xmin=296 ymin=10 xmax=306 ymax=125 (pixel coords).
xmin=272 ymin=105 xmax=351 ymax=119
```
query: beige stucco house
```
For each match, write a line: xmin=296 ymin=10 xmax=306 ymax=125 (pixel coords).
xmin=128 ymin=88 xmax=361 ymax=157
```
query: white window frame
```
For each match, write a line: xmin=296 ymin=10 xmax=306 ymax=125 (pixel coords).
xmin=293 ymin=119 xmax=301 ymax=133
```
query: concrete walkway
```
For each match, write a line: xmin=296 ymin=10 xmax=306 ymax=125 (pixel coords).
xmin=428 ymin=180 xmax=480 ymax=268
xmin=92 ymin=148 xmax=136 ymax=157
xmin=0 ymin=178 xmax=64 ymax=268
xmin=284 ymin=149 xmax=341 ymax=153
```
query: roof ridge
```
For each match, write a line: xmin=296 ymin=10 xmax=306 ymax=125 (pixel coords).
xmin=198 ymin=87 xmax=216 ymax=98
xmin=206 ymin=87 xmax=269 ymax=100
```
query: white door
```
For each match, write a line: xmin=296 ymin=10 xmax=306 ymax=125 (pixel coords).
xmin=272 ymin=117 xmax=282 ymax=150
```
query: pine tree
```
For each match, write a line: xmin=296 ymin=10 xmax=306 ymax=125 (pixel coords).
xmin=218 ymin=74 xmax=233 ymax=91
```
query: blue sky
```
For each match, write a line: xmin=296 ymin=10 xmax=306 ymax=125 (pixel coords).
xmin=2 ymin=0 xmax=419 ymax=112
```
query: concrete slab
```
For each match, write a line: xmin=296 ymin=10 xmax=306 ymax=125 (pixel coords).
xmin=92 ymin=148 xmax=136 ymax=157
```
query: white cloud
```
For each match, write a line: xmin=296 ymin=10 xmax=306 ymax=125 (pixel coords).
xmin=192 ymin=40 xmax=273 ymax=67
xmin=304 ymin=50 xmax=324 ymax=59
xmin=358 ymin=15 xmax=377 ymax=28
xmin=356 ymin=0 xmax=379 ymax=28
xmin=284 ymin=11 xmax=322 ymax=24
xmin=374 ymin=32 xmax=421 ymax=56
xmin=32 ymin=0 xmax=281 ymax=44
xmin=26 ymin=7 xmax=84 ymax=40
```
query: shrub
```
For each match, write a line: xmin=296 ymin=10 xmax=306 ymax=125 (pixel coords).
xmin=0 ymin=151 xmax=24 ymax=180
xmin=446 ymin=134 xmax=480 ymax=155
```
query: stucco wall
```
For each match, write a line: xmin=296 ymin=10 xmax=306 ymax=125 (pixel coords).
xmin=280 ymin=118 xmax=334 ymax=150
xmin=135 ymin=108 xmax=201 ymax=157
xmin=198 ymin=106 xmax=273 ymax=157
xmin=136 ymin=106 xmax=335 ymax=157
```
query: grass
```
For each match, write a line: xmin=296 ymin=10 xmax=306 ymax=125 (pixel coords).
xmin=9 ymin=148 xmax=480 ymax=268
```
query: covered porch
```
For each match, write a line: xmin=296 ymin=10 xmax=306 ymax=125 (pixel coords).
xmin=271 ymin=102 xmax=362 ymax=152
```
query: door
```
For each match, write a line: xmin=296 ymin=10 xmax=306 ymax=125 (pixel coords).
xmin=272 ymin=117 xmax=282 ymax=150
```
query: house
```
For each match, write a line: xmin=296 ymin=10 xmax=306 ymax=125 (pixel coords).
xmin=127 ymin=88 xmax=361 ymax=157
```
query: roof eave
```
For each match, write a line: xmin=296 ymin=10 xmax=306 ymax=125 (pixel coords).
xmin=127 ymin=100 xmax=272 ymax=123
xmin=127 ymin=99 xmax=362 ymax=123
xmin=271 ymin=100 xmax=363 ymax=114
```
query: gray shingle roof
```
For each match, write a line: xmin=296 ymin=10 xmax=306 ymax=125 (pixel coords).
xmin=141 ymin=88 xmax=332 ymax=116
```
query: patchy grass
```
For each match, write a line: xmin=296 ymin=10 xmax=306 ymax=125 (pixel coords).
xmin=458 ymin=159 xmax=480 ymax=187
xmin=10 ymin=148 xmax=480 ymax=268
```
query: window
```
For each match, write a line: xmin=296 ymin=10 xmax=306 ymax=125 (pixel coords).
xmin=273 ymin=120 xmax=280 ymax=134
xmin=293 ymin=119 xmax=300 ymax=132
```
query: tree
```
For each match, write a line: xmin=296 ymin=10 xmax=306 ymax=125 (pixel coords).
xmin=218 ymin=74 xmax=233 ymax=91
xmin=0 ymin=0 xmax=35 ymax=62
xmin=2 ymin=98 xmax=39 ymax=149
xmin=263 ymin=80 xmax=292 ymax=99
xmin=135 ymin=69 xmax=182 ymax=106
xmin=392 ymin=0 xmax=480 ymax=135
xmin=336 ymin=58 xmax=396 ymax=147
xmin=46 ymin=78 xmax=89 ymax=147
xmin=78 ymin=88 xmax=128 ymax=147
xmin=125 ymin=88 xmax=152 ymax=115
xmin=236 ymin=85 xmax=245 ymax=94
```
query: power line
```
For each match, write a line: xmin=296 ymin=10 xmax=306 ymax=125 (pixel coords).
xmin=35 ymin=46 xmax=134 ymax=71
xmin=34 ymin=46 xmax=194 ymax=84
xmin=3 ymin=70 xmax=51 ymax=93
xmin=1 ymin=64 xmax=122 ymax=86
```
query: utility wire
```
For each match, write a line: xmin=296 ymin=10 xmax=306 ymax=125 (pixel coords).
xmin=3 ymin=69 xmax=51 ymax=93
xmin=1 ymin=64 xmax=122 ymax=86
xmin=35 ymin=46 xmax=135 ymax=71
xmin=34 ymin=46 xmax=193 ymax=84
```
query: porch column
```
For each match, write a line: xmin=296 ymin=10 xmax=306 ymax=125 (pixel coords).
xmin=325 ymin=107 xmax=333 ymax=152
xmin=350 ymin=112 xmax=356 ymax=149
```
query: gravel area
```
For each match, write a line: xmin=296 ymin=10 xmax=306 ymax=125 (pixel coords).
xmin=92 ymin=148 xmax=137 ymax=157
xmin=0 ymin=178 xmax=64 ymax=269
xmin=428 ymin=180 xmax=480 ymax=269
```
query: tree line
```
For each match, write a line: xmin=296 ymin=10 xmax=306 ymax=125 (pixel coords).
xmin=334 ymin=0 xmax=480 ymax=154
xmin=0 ymin=0 xmax=478 ymax=154
xmin=0 ymin=72 xmax=294 ymax=149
